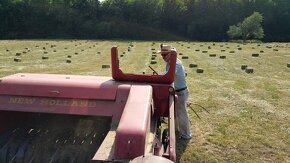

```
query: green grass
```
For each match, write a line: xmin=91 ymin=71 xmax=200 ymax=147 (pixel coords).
xmin=1 ymin=40 xmax=290 ymax=162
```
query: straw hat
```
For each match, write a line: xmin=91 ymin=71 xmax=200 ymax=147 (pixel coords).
xmin=157 ymin=45 xmax=176 ymax=54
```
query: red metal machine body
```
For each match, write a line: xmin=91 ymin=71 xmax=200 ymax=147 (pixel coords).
xmin=0 ymin=46 xmax=177 ymax=162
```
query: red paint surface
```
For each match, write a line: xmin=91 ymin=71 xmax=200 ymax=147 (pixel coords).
xmin=0 ymin=46 xmax=177 ymax=162
xmin=115 ymin=85 xmax=152 ymax=159
xmin=0 ymin=73 xmax=117 ymax=100
xmin=111 ymin=46 xmax=176 ymax=84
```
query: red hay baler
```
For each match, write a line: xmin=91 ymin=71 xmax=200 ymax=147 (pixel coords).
xmin=0 ymin=46 xmax=178 ymax=163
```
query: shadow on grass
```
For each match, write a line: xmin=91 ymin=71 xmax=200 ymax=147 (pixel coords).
xmin=175 ymin=134 xmax=190 ymax=163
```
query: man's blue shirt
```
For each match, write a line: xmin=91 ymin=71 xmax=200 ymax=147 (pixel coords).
xmin=166 ymin=58 xmax=187 ymax=90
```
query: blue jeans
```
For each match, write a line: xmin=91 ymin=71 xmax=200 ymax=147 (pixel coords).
xmin=175 ymin=89 xmax=192 ymax=139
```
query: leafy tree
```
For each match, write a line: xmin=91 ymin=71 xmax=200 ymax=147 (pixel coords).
xmin=227 ymin=11 xmax=264 ymax=41
xmin=1 ymin=0 xmax=290 ymax=41
xmin=159 ymin=0 xmax=186 ymax=33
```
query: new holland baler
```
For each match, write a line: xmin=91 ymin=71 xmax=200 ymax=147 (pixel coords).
xmin=0 ymin=46 xmax=178 ymax=163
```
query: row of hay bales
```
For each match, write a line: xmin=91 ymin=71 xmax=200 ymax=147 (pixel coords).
xmin=11 ymin=43 xmax=102 ymax=64
xmin=150 ymin=47 xmax=157 ymax=65
xmin=150 ymin=45 xmax=206 ymax=74
xmin=6 ymin=42 xmax=290 ymax=73
xmin=241 ymin=65 xmax=254 ymax=73
xmin=100 ymin=42 xmax=134 ymax=69
xmin=163 ymin=42 xmax=288 ymax=73
xmin=175 ymin=43 xmax=290 ymax=74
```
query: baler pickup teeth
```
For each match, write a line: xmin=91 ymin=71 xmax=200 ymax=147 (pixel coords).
xmin=0 ymin=113 xmax=111 ymax=163
xmin=0 ymin=129 xmax=14 ymax=149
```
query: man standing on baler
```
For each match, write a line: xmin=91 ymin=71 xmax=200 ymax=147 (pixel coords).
xmin=158 ymin=44 xmax=192 ymax=140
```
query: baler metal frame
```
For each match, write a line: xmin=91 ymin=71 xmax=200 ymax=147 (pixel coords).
xmin=0 ymin=46 xmax=178 ymax=163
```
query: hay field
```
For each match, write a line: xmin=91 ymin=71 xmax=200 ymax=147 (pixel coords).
xmin=1 ymin=40 xmax=290 ymax=162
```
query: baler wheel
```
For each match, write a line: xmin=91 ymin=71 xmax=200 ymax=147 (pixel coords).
xmin=161 ymin=128 xmax=169 ymax=152
xmin=131 ymin=155 xmax=174 ymax=163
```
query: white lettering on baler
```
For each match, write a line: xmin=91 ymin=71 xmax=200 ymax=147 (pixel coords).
xmin=9 ymin=97 xmax=98 ymax=108
xmin=9 ymin=97 xmax=36 ymax=104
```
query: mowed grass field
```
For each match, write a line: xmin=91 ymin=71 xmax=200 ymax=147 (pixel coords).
xmin=1 ymin=40 xmax=290 ymax=162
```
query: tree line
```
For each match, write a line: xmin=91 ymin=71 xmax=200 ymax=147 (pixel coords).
xmin=1 ymin=0 xmax=289 ymax=41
